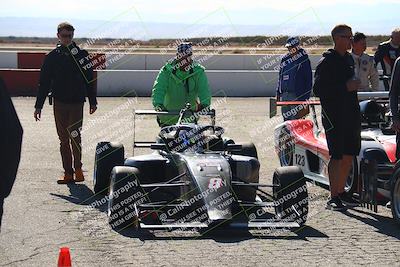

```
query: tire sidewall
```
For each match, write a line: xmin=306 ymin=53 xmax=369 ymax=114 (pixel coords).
xmin=273 ymin=167 xmax=308 ymax=226
xmin=93 ymin=142 xmax=124 ymax=195
xmin=391 ymin=169 xmax=400 ymax=225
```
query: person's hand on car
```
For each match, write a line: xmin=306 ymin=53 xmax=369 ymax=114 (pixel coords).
xmin=155 ymin=105 xmax=167 ymax=112
xmin=196 ymin=104 xmax=209 ymax=112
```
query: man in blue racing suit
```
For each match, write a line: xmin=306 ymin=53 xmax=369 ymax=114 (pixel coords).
xmin=276 ymin=36 xmax=312 ymax=120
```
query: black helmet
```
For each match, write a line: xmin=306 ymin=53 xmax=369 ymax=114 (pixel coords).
xmin=359 ymin=100 xmax=385 ymax=124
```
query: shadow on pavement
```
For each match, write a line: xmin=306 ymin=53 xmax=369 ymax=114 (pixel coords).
xmin=343 ymin=207 xmax=400 ymax=240
xmin=51 ymin=184 xmax=329 ymax=242
xmin=116 ymin=224 xmax=328 ymax=243
xmin=50 ymin=183 xmax=108 ymax=212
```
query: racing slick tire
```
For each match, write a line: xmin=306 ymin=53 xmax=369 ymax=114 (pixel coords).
xmin=273 ymin=166 xmax=308 ymax=227
xmin=390 ymin=167 xmax=400 ymax=225
xmin=94 ymin=142 xmax=124 ymax=195
xmin=232 ymin=142 xmax=258 ymax=159
xmin=278 ymin=127 xmax=295 ymax=166
xmin=344 ymin=157 xmax=358 ymax=195
xmin=108 ymin=166 xmax=143 ymax=230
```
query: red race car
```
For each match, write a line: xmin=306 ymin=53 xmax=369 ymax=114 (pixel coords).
xmin=270 ymin=92 xmax=400 ymax=224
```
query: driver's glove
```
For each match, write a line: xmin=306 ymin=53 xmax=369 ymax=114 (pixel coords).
xmin=155 ymin=105 xmax=167 ymax=112
xmin=196 ymin=104 xmax=210 ymax=112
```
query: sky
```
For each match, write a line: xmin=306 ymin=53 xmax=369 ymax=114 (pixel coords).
xmin=1 ymin=0 xmax=399 ymax=37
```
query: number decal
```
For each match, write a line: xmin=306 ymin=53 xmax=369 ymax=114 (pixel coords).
xmin=208 ymin=178 xmax=223 ymax=189
xmin=294 ymin=154 xmax=305 ymax=166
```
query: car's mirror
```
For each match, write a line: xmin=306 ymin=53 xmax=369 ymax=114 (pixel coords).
xmin=225 ymin=144 xmax=242 ymax=152
xmin=150 ymin=143 xmax=168 ymax=151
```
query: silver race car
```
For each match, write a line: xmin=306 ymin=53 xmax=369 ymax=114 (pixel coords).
xmin=93 ymin=104 xmax=309 ymax=233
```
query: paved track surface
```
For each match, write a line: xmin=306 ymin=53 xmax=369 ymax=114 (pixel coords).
xmin=1 ymin=97 xmax=400 ymax=266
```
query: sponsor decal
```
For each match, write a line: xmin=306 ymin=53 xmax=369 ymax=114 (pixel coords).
xmin=208 ymin=178 xmax=223 ymax=189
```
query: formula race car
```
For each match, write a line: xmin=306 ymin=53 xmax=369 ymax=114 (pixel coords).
xmin=270 ymin=91 xmax=400 ymax=224
xmin=93 ymin=104 xmax=309 ymax=232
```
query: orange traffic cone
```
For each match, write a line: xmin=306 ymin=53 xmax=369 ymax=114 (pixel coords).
xmin=57 ymin=247 xmax=72 ymax=267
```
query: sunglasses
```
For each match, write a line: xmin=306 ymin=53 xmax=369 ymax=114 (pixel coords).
xmin=338 ymin=35 xmax=354 ymax=40
xmin=60 ymin=33 xmax=73 ymax=38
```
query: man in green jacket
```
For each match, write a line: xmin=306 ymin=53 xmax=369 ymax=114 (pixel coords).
xmin=152 ymin=42 xmax=211 ymax=126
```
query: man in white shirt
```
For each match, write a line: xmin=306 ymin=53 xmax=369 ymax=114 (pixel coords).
xmin=352 ymin=32 xmax=380 ymax=91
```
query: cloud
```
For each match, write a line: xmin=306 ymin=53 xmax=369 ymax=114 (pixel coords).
xmin=133 ymin=0 xmax=400 ymax=13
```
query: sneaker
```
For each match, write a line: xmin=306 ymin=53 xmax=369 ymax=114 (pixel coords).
xmin=338 ymin=193 xmax=359 ymax=207
xmin=326 ymin=197 xmax=345 ymax=211
xmin=386 ymin=201 xmax=391 ymax=209
xmin=74 ymin=168 xmax=85 ymax=182
xmin=57 ymin=173 xmax=75 ymax=184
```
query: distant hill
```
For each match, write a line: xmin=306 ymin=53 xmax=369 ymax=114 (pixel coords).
xmin=0 ymin=16 xmax=391 ymax=52
xmin=0 ymin=16 xmax=393 ymax=42
xmin=0 ymin=35 xmax=389 ymax=49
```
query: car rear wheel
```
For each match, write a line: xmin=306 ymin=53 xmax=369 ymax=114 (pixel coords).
xmin=344 ymin=157 xmax=358 ymax=195
xmin=231 ymin=142 xmax=258 ymax=159
xmin=391 ymin=169 xmax=400 ymax=225
xmin=93 ymin=142 xmax=124 ymax=195
xmin=273 ymin=166 xmax=308 ymax=227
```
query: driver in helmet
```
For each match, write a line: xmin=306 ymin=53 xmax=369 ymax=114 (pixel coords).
xmin=152 ymin=42 xmax=212 ymax=127
xmin=162 ymin=124 xmax=207 ymax=153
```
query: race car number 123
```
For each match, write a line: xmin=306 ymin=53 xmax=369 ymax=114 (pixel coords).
xmin=294 ymin=154 xmax=305 ymax=166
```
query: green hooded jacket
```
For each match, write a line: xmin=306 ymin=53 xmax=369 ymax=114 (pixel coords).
xmin=152 ymin=61 xmax=211 ymax=126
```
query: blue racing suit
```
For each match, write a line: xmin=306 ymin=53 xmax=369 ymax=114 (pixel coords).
xmin=276 ymin=48 xmax=312 ymax=120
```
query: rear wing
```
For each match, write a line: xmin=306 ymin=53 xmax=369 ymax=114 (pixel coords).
xmin=358 ymin=91 xmax=389 ymax=100
xmin=269 ymin=91 xmax=389 ymax=118
xmin=133 ymin=109 xmax=216 ymax=154
xmin=269 ymin=99 xmax=320 ymax=118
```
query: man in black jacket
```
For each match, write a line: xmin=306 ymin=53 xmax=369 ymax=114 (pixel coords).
xmin=0 ymin=77 xmax=23 ymax=231
xmin=374 ymin=28 xmax=400 ymax=90
xmin=34 ymin=22 xmax=97 ymax=184
xmin=313 ymin=24 xmax=361 ymax=211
